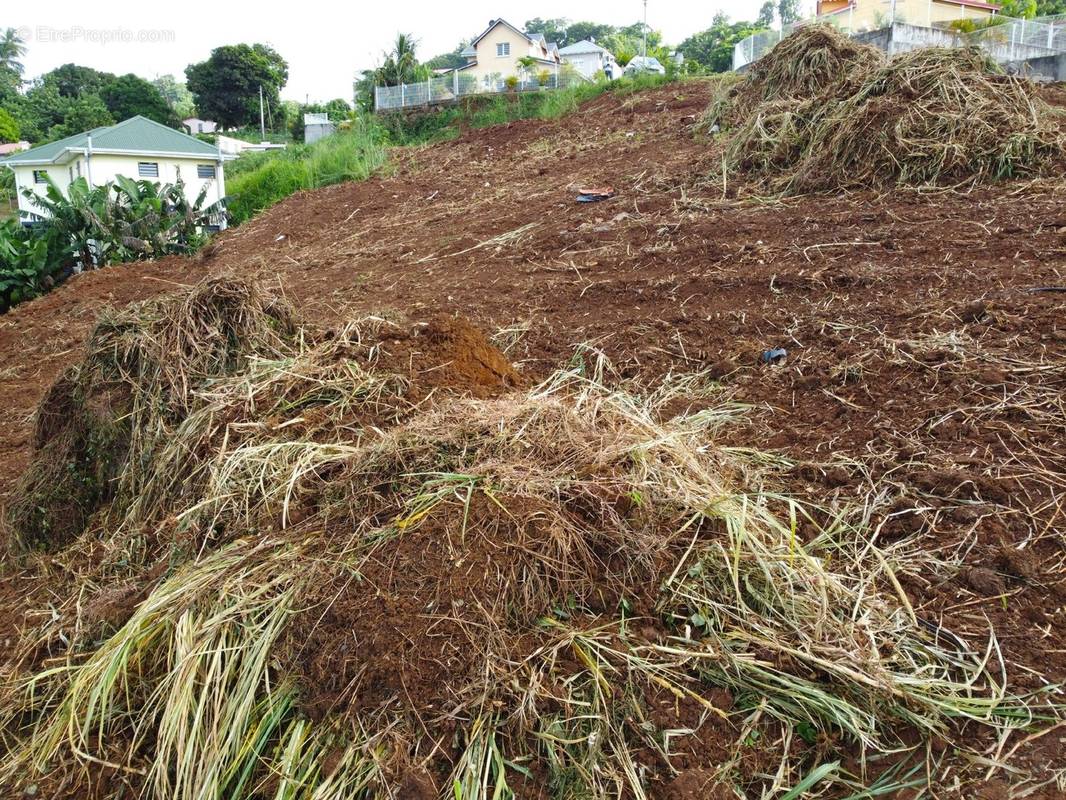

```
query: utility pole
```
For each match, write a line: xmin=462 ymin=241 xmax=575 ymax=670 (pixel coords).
xmin=642 ymin=0 xmax=648 ymax=60
xmin=259 ymin=85 xmax=265 ymax=140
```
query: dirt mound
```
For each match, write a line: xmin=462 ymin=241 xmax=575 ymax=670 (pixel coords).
xmin=389 ymin=314 xmax=521 ymax=396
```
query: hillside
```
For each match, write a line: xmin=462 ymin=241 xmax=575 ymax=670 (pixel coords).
xmin=1 ymin=75 xmax=1065 ymax=798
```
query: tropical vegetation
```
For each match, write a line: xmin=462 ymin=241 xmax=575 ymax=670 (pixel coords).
xmin=0 ymin=176 xmax=218 ymax=311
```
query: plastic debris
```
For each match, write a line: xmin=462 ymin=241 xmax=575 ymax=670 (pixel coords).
xmin=576 ymin=186 xmax=615 ymax=203
xmin=761 ymin=347 xmax=788 ymax=364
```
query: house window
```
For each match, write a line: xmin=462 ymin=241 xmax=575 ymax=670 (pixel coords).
xmin=138 ymin=162 xmax=160 ymax=178
xmin=496 ymin=42 xmax=510 ymax=57
xmin=197 ymin=164 xmax=216 ymax=180
xmin=33 ymin=170 xmax=47 ymax=184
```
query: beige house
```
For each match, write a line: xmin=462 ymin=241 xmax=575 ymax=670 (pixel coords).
xmin=454 ymin=18 xmax=561 ymax=87
xmin=817 ymin=0 xmax=1000 ymax=29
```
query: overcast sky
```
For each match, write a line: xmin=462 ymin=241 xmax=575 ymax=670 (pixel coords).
xmin=11 ymin=0 xmax=806 ymax=103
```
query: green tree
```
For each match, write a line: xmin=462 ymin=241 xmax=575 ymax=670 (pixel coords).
xmin=1000 ymin=0 xmax=1038 ymax=15
xmin=424 ymin=42 xmax=469 ymax=71
xmin=602 ymin=23 xmax=667 ymax=65
xmin=185 ymin=43 xmax=289 ymax=129
xmin=48 ymin=94 xmax=114 ymax=139
xmin=679 ymin=13 xmax=768 ymax=73
xmin=566 ymin=22 xmax=617 ymax=45
xmin=376 ymin=33 xmax=427 ymax=86
xmin=100 ymin=74 xmax=179 ymax=126
xmin=1036 ymin=0 xmax=1066 ymax=13
xmin=523 ymin=17 xmax=570 ymax=45
xmin=41 ymin=63 xmax=112 ymax=98
xmin=0 ymin=27 xmax=28 ymax=97
xmin=757 ymin=1 xmax=776 ymax=26
xmin=778 ymin=0 xmax=801 ymax=25
xmin=353 ymin=33 xmax=431 ymax=112
xmin=11 ymin=83 xmax=69 ymax=142
xmin=0 ymin=107 xmax=18 ymax=142
xmin=153 ymin=74 xmax=196 ymax=118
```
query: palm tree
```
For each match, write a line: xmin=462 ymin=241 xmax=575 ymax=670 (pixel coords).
xmin=0 ymin=27 xmax=27 ymax=77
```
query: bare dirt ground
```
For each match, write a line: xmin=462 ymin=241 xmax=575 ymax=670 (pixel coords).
xmin=1 ymin=80 xmax=1065 ymax=795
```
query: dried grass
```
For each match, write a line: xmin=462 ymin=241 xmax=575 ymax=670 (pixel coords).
xmin=0 ymin=281 xmax=1042 ymax=799
xmin=710 ymin=27 xmax=1064 ymax=193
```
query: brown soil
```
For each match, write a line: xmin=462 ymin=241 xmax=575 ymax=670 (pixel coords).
xmin=2 ymin=79 xmax=1066 ymax=795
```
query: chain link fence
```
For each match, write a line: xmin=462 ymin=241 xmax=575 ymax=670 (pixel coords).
xmin=733 ymin=8 xmax=1066 ymax=71
xmin=375 ymin=69 xmax=587 ymax=112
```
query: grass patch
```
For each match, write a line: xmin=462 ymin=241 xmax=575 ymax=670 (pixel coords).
xmin=225 ymin=117 xmax=392 ymax=224
xmin=225 ymin=74 xmax=677 ymax=224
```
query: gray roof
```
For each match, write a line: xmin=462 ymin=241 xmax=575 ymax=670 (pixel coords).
xmin=529 ymin=32 xmax=546 ymax=43
xmin=461 ymin=44 xmax=476 ymax=56
xmin=559 ymin=39 xmax=610 ymax=56
xmin=2 ymin=116 xmax=219 ymax=166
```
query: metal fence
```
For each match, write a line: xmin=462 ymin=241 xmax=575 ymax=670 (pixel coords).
xmin=733 ymin=8 xmax=1066 ymax=70
xmin=963 ymin=16 xmax=1066 ymax=59
xmin=374 ymin=69 xmax=587 ymax=112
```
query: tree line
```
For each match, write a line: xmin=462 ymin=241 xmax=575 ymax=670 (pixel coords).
xmin=0 ymin=31 xmax=348 ymax=148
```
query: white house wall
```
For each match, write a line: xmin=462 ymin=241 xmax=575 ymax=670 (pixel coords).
xmin=15 ymin=154 xmax=225 ymax=220
xmin=563 ymin=52 xmax=603 ymax=78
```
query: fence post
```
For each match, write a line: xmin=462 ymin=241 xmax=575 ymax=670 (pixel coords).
xmin=400 ymin=82 xmax=405 ymax=108
xmin=374 ymin=85 xmax=380 ymax=112
xmin=454 ymin=69 xmax=459 ymax=99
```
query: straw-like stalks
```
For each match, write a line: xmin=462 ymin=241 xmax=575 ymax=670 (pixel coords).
xmin=710 ymin=28 xmax=1064 ymax=193
xmin=0 ymin=281 xmax=1042 ymax=798
xmin=705 ymin=24 xmax=883 ymax=131
xmin=788 ymin=48 xmax=1064 ymax=191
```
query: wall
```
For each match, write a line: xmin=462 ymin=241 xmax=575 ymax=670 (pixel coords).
xmin=304 ymin=123 xmax=336 ymax=144
xmin=829 ymin=0 xmax=997 ymax=30
xmin=853 ymin=20 xmax=1056 ymax=60
xmin=15 ymin=154 xmax=225 ymax=221
xmin=562 ymin=52 xmax=603 ymax=79
xmin=1005 ymin=51 xmax=1066 ymax=79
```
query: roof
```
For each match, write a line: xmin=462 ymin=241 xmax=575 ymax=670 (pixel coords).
xmin=470 ymin=17 xmax=535 ymax=48
xmin=934 ymin=0 xmax=1001 ymax=9
xmin=461 ymin=44 xmax=476 ymax=57
xmin=559 ymin=39 xmax=610 ymax=55
xmin=1 ymin=116 xmax=219 ymax=166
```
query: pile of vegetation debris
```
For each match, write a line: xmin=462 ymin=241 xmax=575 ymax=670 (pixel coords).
xmin=708 ymin=25 xmax=1064 ymax=192
xmin=0 ymin=278 xmax=1039 ymax=799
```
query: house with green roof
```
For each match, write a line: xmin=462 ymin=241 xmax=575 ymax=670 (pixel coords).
xmin=1 ymin=115 xmax=226 ymax=227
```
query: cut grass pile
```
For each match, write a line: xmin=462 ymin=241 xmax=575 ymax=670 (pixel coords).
xmin=709 ymin=25 xmax=1064 ymax=192
xmin=0 ymin=279 xmax=1040 ymax=799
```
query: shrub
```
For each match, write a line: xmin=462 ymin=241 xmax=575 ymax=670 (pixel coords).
xmin=504 ymin=75 xmax=519 ymax=91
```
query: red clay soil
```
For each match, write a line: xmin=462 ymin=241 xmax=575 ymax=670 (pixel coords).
xmin=2 ymin=80 xmax=1066 ymax=793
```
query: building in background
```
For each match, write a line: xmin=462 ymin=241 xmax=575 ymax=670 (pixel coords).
xmin=1 ymin=116 xmax=226 ymax=226
xmin=452 ymin=18 xmax=561 ymax=87
xmin=182 ymin=117 xmax=218 ymax=135
xmin=559 ymin=39 xmax=620 ymax=79
xmin=303 ymin=113 xmax=335 ymax=144
xmin=815 ymin=0 xmax=1000 ymax=29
